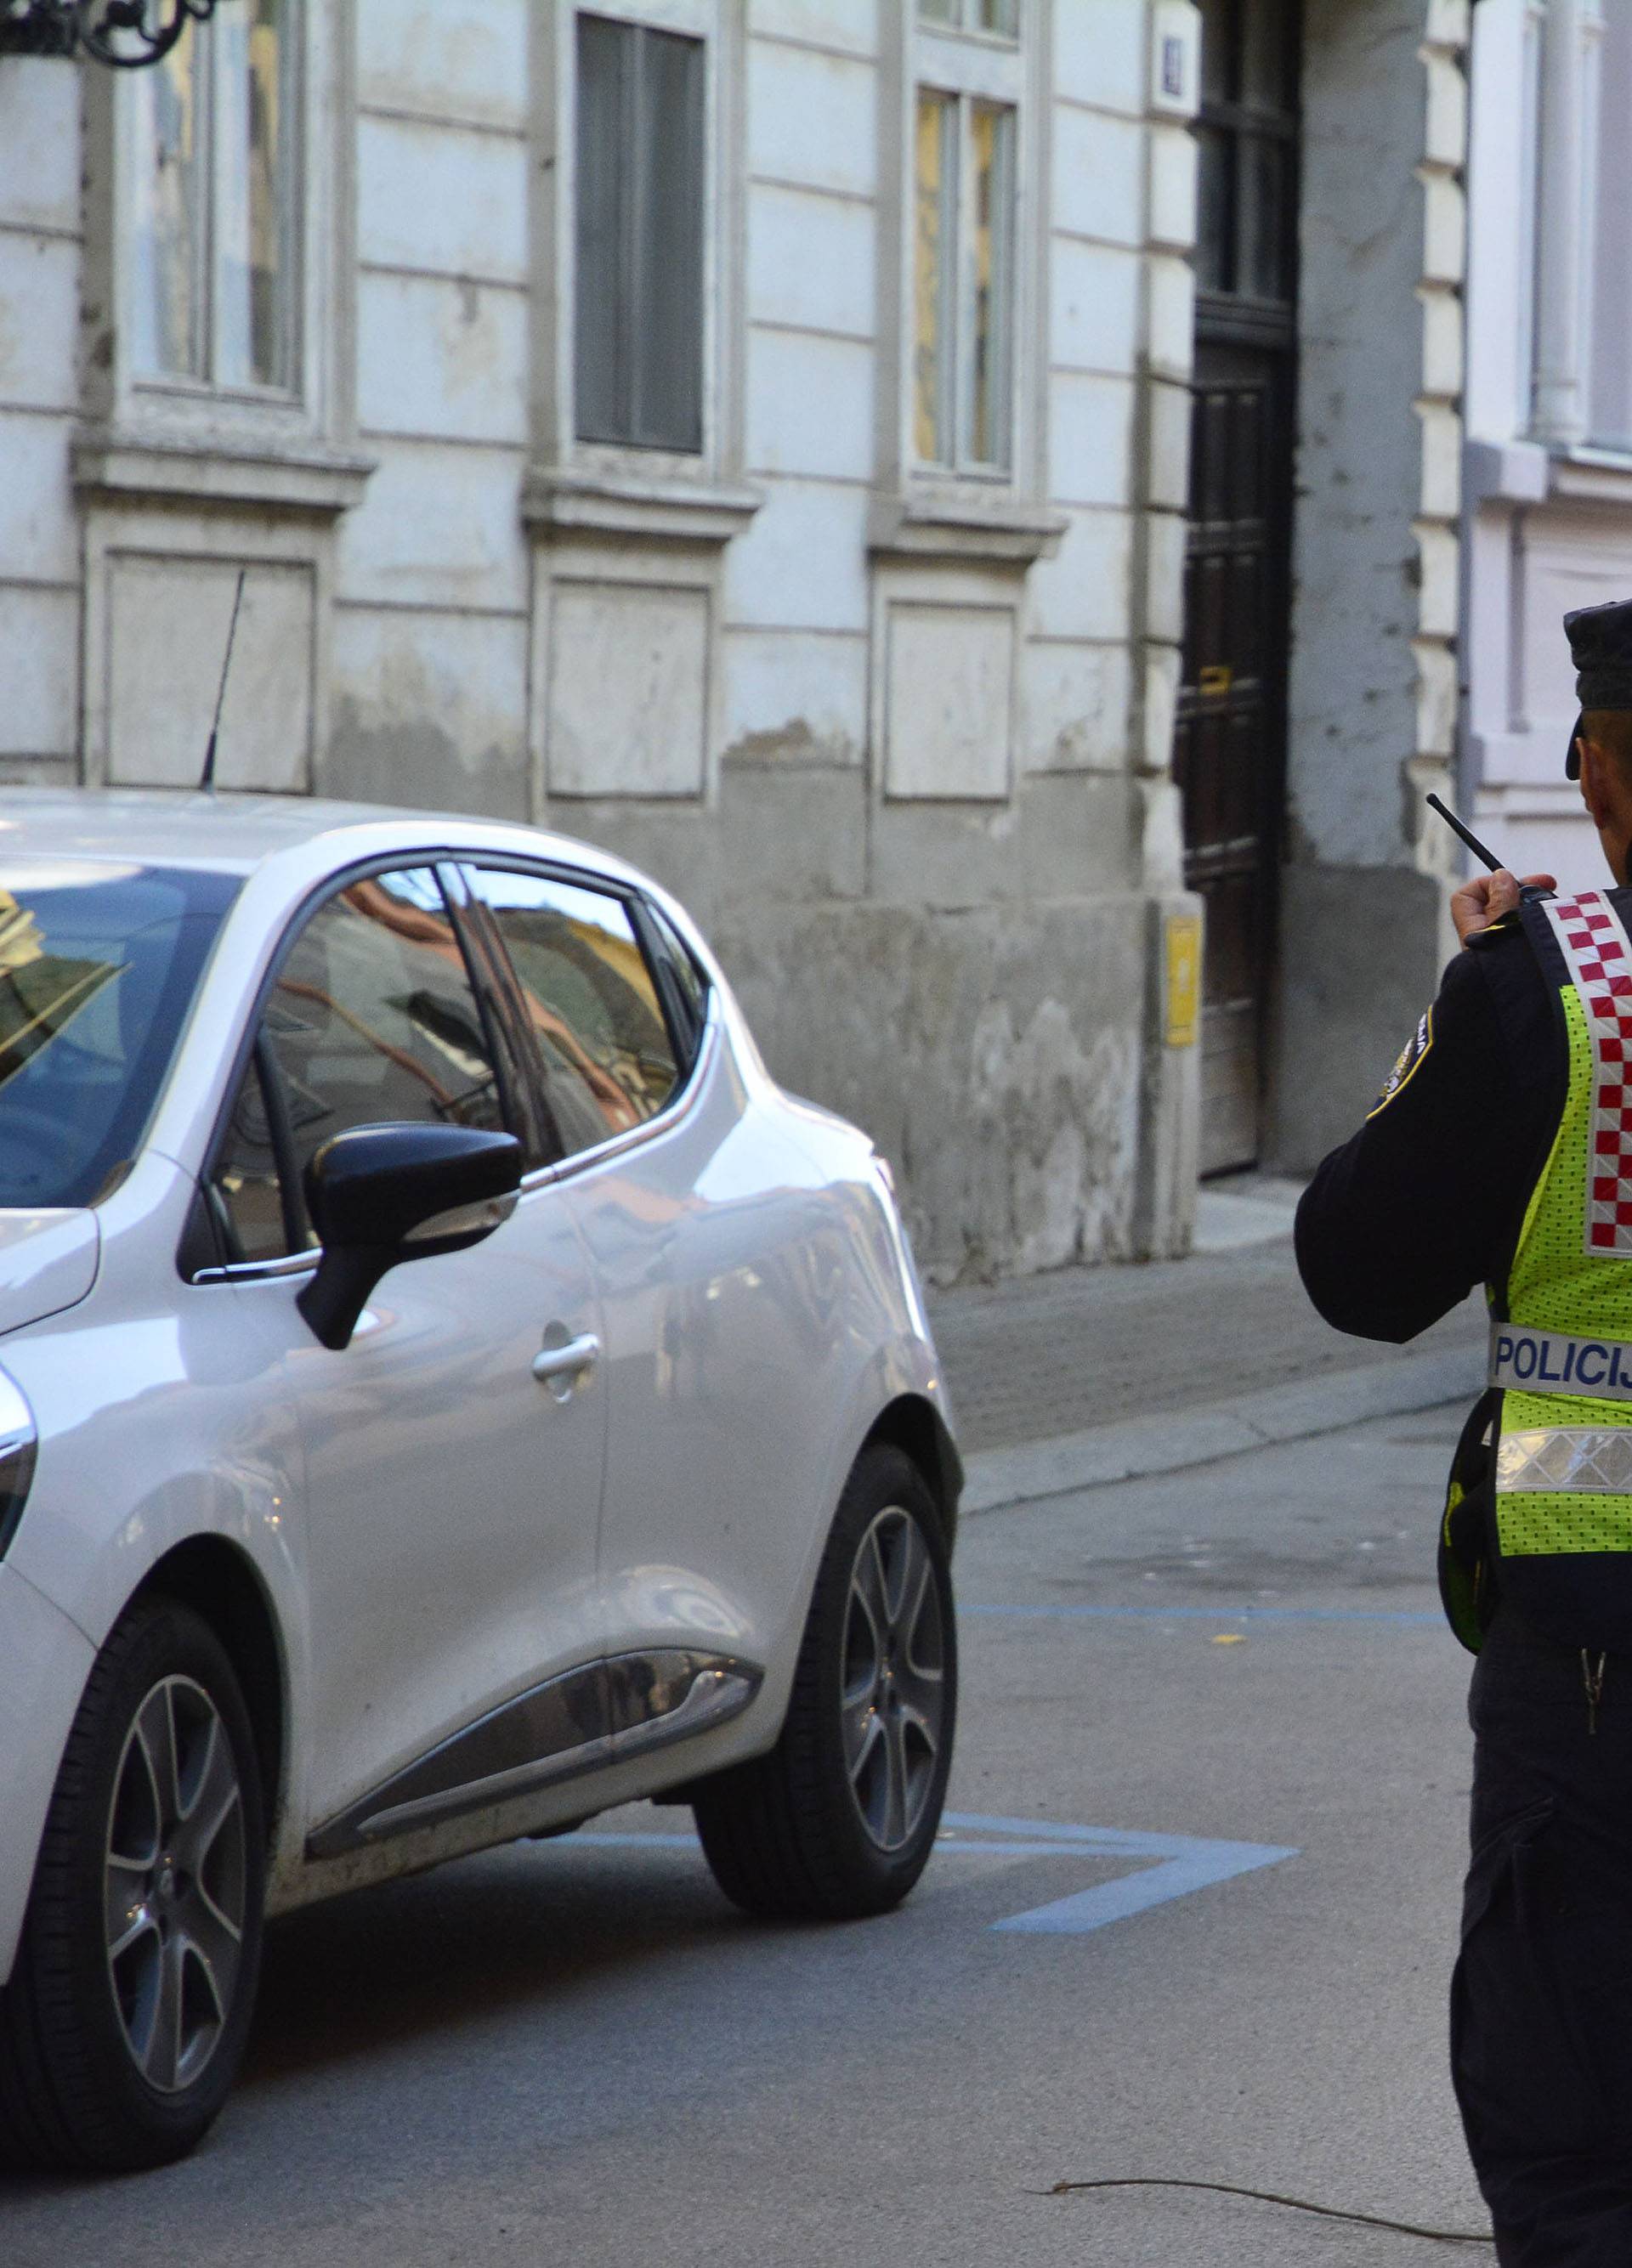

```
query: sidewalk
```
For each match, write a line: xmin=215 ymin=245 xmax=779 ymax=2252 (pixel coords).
xmin=926 ymin=1177 xmax=1487 ymax=1513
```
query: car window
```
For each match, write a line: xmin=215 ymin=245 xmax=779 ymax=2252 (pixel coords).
xmin=211 ymin=867 xmax=506 ymax=1259
xmin=642 ymin=900 xmax=709 ymax=1064
xmin=462 ymin=866 xmax=679 ymax=1162
xmin=0 ymin=860 xmax=238 ymax=1210
xmin=207 ymin=1047 xmax=298 ymax=1265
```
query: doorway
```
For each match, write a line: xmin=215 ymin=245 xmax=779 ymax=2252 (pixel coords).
xmin=1175 ymin=0 xmax=1300 ymax=1174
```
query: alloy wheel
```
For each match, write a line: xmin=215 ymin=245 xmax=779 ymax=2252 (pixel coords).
xmin=103 ymin=1676 xmax=247 ymax=2095
xmin=840 ymin=1506 xmax=948 ymax=1852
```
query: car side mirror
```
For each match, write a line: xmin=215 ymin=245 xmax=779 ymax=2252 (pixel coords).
xmin=297 ymin=1123 xmax=522 ymax=1351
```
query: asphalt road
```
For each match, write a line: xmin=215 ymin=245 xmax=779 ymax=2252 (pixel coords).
xmin=4 ymin=1404 xmax=1493 ymax=2265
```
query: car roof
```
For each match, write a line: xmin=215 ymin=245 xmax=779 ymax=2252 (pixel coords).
xmin=0 ymin=786 xmax=648 ymax=888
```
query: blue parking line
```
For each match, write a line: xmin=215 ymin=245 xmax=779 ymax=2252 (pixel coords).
xmin=992 ymin=1841 xmax=1299 ymax=1933
xmin=944 ymin=1810 xmax=1206 ymax=1850
xmin=565 ymin=1833 xmax=701 ymax=1851
xmin=567 ymin=1830 xmax=1085 ymax=1861
xmin=944 ymin=1810 xmax=1298 ymax=1933
xmin=565 ymin=1809 xmax=1300 ymax=1935
xmin=961 ymin=1601 xmax=1442 ymax=1626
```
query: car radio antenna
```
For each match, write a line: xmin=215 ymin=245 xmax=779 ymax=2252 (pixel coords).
xmin=199 ymin=568 xmax=247 ymax=795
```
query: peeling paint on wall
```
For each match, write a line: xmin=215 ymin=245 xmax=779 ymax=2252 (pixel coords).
xmin=721 ymin=719 xmax=860 ymax=770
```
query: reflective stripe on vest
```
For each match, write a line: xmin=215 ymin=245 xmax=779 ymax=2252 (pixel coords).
xmin=1495 ymin=891 xmax=1632 ymax=1555
xmin=1498 ymin=1429 xmax=1632 ymax=1494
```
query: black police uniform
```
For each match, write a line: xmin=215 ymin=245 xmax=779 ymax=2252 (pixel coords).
xmin=1296 ymin=598 xmax=1632 ymax=2266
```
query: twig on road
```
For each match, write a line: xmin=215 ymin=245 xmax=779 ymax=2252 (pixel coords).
xmin=1039 ymin=2175 xmax=1493 ymax=2246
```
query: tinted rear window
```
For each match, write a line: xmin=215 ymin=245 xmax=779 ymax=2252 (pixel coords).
xmin=0 ymin=860 xmax=240 ymax=1208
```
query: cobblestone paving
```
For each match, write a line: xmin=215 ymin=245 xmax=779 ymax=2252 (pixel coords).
xmin=927 ymin=1234 xmax=1485 ymax=1456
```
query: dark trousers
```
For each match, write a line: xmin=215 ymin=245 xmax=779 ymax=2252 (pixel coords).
xmin=1454 ymin=1607 xmax=1632 ymax=2264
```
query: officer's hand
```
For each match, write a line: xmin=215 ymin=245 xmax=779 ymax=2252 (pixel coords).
xmin=1452 ymin=868 xmax=1557 ymax=945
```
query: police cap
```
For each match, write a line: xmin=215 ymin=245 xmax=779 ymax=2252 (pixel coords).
xmin=1564 ymin=597 xmax=1632 ymax=778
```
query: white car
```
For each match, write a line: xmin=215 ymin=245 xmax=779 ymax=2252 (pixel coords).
xmin=0 ymin=792 xmax=960 ymax=2173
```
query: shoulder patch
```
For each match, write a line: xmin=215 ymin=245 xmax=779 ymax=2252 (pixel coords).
xmin=1368 ymin=1007 xmax=1434 ymax=1118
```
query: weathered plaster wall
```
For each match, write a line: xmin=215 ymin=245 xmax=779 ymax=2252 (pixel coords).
xmin=1273 ymin=0 xmax=1467 ymax=1170
xmin=713 ymin=894 xmax=1148 ymax=1283
xmin=324 ymin=0 xmax=532 ymax=819
xmin=0 ymin=0 xmax=1206 ymax=1282
xmin=0 ymin=59 xmax=81 ymax=785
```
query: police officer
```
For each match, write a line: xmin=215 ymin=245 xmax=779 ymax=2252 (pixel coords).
xmin=1297 ymin=597 xmax=1632 ymax=2267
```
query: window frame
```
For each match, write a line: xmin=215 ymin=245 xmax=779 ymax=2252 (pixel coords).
xmin=1579 ymin=3 xmax=1632 ymax=454
xmin=84 ymin=0 xmax=353 ymax=465
xmin=913 ymin=82 xmax=1019 ymax=476
xmin=533 ymin=0 xmax=745 ymax=493
xmin=125 ymin=3 xmax=305 ymax=404
xmin=573 ymin=10 xmax=708 ymax=455
xmin=876 ymin=0 xmax=1051 ymax=534
xmin=914 ymin=23 xmax=1024 ymax=482
xmin=917 ymin=1 xmax=1023 ymax=51
xmin=1192 ymin=0 xmax=1299 ymax=316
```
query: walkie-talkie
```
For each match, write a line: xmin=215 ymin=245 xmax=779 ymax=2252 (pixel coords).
xmin=1426 ymin=794 xmax=1555 ymax=905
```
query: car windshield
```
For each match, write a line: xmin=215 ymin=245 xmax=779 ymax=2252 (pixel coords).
xmin=0 ymin=859 xmax=241 ymax=1210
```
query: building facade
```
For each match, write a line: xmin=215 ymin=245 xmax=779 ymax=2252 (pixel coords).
xmin=1264 ymin=0 xmax=1470 ymax=1171
xmin=1463 ymin=0 xmax=1632 ymax=890
xmin=0 ymin=0 xmax=1482 ymax=1271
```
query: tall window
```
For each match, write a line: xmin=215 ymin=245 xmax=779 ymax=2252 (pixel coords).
xmin=919 ymin=0 xmax=1019 ymax=31
xmin=575 ymin=13 xmax=706 ymax=453
xmin=914 ymin=4 xmax=1018 ymax=473
xmin=1581 ymin=5 xmax=1631 ymax=450
xmin=1193 ymin=0 xmax=1297 ymax=306
xmin=130 ymin=0 xmax=299 ymax=394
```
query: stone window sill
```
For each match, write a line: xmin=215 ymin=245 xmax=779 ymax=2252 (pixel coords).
xmin=1550 ymin=448 xmax=1632 ymax=507
xmin=522 ymin=466 xmax=763 ymax=546
xmin=867 ymin=488 xmax=1067 ymax=565
xmin=1465 ymin=437 xmax=1632 ymax=511
xmin=72 ymin=426 xmax=375 ymax=516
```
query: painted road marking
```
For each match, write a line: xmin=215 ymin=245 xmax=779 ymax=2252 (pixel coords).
xmin=963 ymin=1601 xmax=1441 ymax=1626
xmin=944 ymin=1811 xmax=1298 ymax=1934
xmin=564 ymin=1808 xmax=1298 ymax=1937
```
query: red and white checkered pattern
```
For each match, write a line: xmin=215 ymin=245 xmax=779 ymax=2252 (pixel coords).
xmin=1546 ymin=891 xmax=1632 ymax=1255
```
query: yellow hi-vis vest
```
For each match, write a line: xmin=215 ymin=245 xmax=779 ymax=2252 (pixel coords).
xmin=1445 ymin=886 xmax=1632 ymax=1649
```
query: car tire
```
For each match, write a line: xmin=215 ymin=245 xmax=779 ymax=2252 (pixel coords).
xmin=693 ymin=1444 xmax=956 ymax=1921
xmin=0 ymin=1596 xmax=266 ymax=2173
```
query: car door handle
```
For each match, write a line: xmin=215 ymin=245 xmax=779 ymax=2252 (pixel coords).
xmin=532 ymin=1333 xmax=600 ymax=1392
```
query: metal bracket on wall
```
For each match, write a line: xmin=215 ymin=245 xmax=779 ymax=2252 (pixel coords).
xmin=0 ymin=0 xmax=230 ymax=67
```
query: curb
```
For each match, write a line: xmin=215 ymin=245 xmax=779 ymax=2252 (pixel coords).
xmin=960 ymin=1341 xmax=1485 ymax=1515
